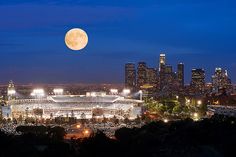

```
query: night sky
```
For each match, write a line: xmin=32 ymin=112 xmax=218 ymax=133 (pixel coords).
xmin=0 ymin=0 xmax=235 ymax=84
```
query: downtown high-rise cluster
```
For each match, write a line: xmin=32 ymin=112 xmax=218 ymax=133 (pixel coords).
xmin=125 ymin=54 xmax=233 ymax=97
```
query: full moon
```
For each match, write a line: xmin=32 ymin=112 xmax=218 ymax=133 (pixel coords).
xmin=65 ymin=28 xmax=88 ymax=51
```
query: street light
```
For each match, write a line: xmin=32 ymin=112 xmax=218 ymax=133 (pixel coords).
xmin=193 ymin=112 xmax=199 ymax=121
xmin=76 ymin=124 xmax=81 ymax=129
xmin=163 ymin=118 xmax=169 ymax=123
xmin=176 ymin=95 xmax=179 ymax=100
xmin=83 ymin=129 xmax=90 ymax=135
xmin=197 ymin=100 xmax=202 ymax=105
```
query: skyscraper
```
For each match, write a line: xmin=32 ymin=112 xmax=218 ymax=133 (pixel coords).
xmin=146 ymin=68 xmax=158 ymax=87
xmin=177 ymin=63 xmax=184 ymax=88
xmin=159 ymin=54 xmax=166 ymax=90
xmin=125 ymin=63 xmax=136 ymax=90
xmin=137 ymin=62 xmax=147 ymax=89
xmin=191 ymin=68 xmax=205 ymax=94
xmin=212 ymin=68 xmax=232 ymax=93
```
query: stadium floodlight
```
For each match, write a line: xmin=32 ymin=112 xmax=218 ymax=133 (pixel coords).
xmin=31 ymin=88 xmax=45 ymax=98
xmin=91 ymin=92 xmax=97 ymax=97
xmin=122 ymin=89 xmax=131 ymax=95
xmin=53 ymin=88 xmax=63 ymax=95
xmin=110 ymin=89 xmax=118 ymax=95
xmin=7 ymin=89 xmax=16 ymax=95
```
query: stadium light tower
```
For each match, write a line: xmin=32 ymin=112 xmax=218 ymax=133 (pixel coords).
xmin=122 ymin=89 xmax=131 ymax=95
xmin=7 ymin=80 xmax=16 ymax=100
xmin=31 ymin=89 xmax=45 ymax=99
xmin=8 ymin=89 xmax=16 ymax=96
xmin=53 ymin=88 xmax=63 ymax=95
xmin=110 ymin=89 xmax=118 ymax=95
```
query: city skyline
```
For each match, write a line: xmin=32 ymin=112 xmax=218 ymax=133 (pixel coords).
xmin=0 ymin=0 xmax=236 ymax=84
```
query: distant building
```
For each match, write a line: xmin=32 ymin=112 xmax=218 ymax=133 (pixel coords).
xmin=177 ymin=63 xmax=184 ymax=88
xmin=159 ymin=54 xmax=166 ymax=90
xmin=137 ymin=62 xmax=147 ymax=89
xmin=125 ymin=63 xmax=136 ymax=90
xmin=191 ymin=69 xmax=205 ymax=94
xmin=212 ymin=68 xmax=232 ymax=93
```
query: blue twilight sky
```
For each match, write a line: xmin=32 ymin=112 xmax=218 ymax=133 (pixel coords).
xmin=0 ymin=0 xmax=235 ymax=84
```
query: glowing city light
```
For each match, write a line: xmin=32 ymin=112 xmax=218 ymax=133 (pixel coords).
xmin=164 ymin=119 xmax=169 ymax=123
xmin=193 ymin=112 xmax=199 ymax=121
xmin=197 ymin=100 xmax=202 ymax=105
xmin=76 ymin=124 xmax=81 ymax=129
xmin=84 ymin=129 xmax=89 ymax=134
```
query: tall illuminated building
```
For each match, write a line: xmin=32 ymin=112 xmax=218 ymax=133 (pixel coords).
xmin=159 ymin=53 xmax=166 ymax=90
xmin=212 ymin=68 xmax=232 ymax=93
xmin=177 ymin=63 xmax=184 ymax=88
xmin=191 ymin=69 xmax=205 ymax=94
xmin=137 ymin=62 xmax=147 ymax=89
xmin=146 ymin=68 xmax=158 ymax=88
xmin=125 ymin=63 xmax=136 ymax=90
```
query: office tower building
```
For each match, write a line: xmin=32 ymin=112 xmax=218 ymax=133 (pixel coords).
xmin=212 ymin=68 xmax=232 ymax=93
xmin=177 ymin=63 xmax=184 ymax=88
xmin=137 ymin=62 xmax=147 ymax=89
xmin=125 ymin=63 xmax=136 ymax=90
xmin=191 ymin=68 xmax=205 ymax=94
xmin=146 ymin=68 xmax=158 ymax=87
xmin=159 ymin=54 xmax=166 ymax=90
